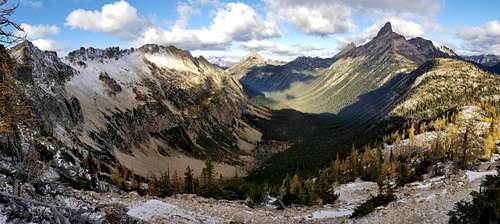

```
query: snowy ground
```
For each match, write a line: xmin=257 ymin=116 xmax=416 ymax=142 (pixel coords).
xmin=82 ymin=154 xmax=496 ymax=224
xmin=3 ymin=154 xmax=492 ymax=224
xmin=127 ymin=199 xmax=223 ymax=224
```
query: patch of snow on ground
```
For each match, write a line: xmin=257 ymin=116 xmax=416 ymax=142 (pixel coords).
xmin=335 ymin=181 xmax=379 ymax=204
xmin=305 ymin=208 xmax=353 ymax=220
xmin=466 ymin=170 xmax=497 ymax=182
xmin=0 ymin=213 xmax=7 ymax=224
xmin=303 ymin=181 xmax=378 ymax=221
xmin=461 ymin=106 xmax=479 ymax=120
xmin=127 ymin=199 xmax=222 ymax=224
xmin=144 ymin=53 xmax=198 ymax=75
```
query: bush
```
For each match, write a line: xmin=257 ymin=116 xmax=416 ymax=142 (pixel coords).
xmin=322 ymin=188 xmax=339 ymax=204
xmin=351 ymin=190 xmax=396 ymax=218
xmin=34 ymin=143 xmax=53 ymax=162
xmin=448 ymin=166 xmax=500 ymax=223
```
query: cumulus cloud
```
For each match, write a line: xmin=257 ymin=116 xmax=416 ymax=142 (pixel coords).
xmin=264 ymin=0 xmax=441 ymax=36
xmin=65 ymin=0 xmax=146 ymax=40
xmin=18 ymin=23 xmax=59 ymax=39
xmin=66 ymin=1 xmax=279 ymax=51
xmin=133 ymin=2 xmax=280 ymax=50
xmin=239 ymin=40 xmax=334 ymax=60
xmin=175 ymin=3 xmax=197 ymax=28
xmin=454 ymin=20 xmax=500 ymax=55
xmin=337 ymin=18 xmax=425 ymax=47
xmin=32 ymin=39 xmax=69 ymax=54
xmin=265 ymin=0 xmax=355 ymax=35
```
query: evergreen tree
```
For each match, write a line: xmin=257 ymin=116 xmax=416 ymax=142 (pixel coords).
xmin=348 ymin=145 xmax=360 ymax=179
xmin=171 ymin=170 xmax=182 ymax=194
xmin=131 ymin=174 xmax=141 ymax=193
xmin=396 ymin=157 xmax=410 ymax=186
xmin=333 ymin=153 xmax=342 ymax=182
xmin=449 ymin=166 xmax=500 ymax=223
xmin=201 ymin=160 xmax=215 ymax=187
xmin=147 ymin=175 xmax=160 ymax=196
xmin=158 ymin=170 xmax=172 ymax=197
xmin=184 ymin=166 xmax=195 ymax=194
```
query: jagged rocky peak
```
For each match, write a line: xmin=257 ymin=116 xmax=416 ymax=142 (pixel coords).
xmin=435 ymin=44 xmax=458 ymax=57
xmin=11 ymin=40 xmax=57 ymax=63
xmin=10 ymin=40 xmax=74 ymax=82
xmin=369 ymin=22 xmax=406 ymax=43
xmin=241 ymin=49 xmax=265 ymax=64
xmin=139 ymin=44 xmax=192 ymax=58
xmin=138 ymin=44 xmax=221 ymax=73
xmin=67 ymin=46 xmax=134 ymax=62
xmin=376 ymin=22 xmax=394 ymax=37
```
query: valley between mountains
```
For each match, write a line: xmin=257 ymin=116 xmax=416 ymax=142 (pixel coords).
xmin=1 ymin=21 xmax=500 ymax=224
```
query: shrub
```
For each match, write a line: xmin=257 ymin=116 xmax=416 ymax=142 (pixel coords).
xmin=351 ymin=190 xmax=396 ymax=218
xmin=448 ymin=166 xmax=500 ymax=223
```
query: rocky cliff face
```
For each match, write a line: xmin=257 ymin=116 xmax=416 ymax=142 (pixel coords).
xmin=5 ymin=41 xmax=263 ymax=178
xmin=9 ymin=41 xmax=83 ymax=134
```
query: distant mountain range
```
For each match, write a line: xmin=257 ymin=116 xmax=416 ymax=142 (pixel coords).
xmin=462 ymin=54 xmax=499 ymax=67
xmin=234 ymin=22 xmax=459 ymax=113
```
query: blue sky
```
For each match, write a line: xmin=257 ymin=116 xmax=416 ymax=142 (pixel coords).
xmin=5 ymin=0 xmax=500 ymax=61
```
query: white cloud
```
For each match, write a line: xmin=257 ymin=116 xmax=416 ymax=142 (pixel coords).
xmin=133 ymin=2 xmax=280 ymax=50
xmin=265 ymin=0 xmax=355 ymax=35
xmin=19 ymin=23 xmax=59 ymax=39
xmin=175 ymin=3 xmax=197 ymax=28
xmin=239 ymin=40 xmax=334 ymax=60
xmin=32 ymin=39 xmax=68 ymax=55
xmin=66 ymin=1 xmax=279 ymax=51
xmin=338 ymin=18 xmax=425 ymax=46
xmin=65 ymin=0 xmax=146 ymax=40
xmin=454 ymin=20 xmax=500 ymax=55
xmin=264 ymin=0 xmax=441 ymax=36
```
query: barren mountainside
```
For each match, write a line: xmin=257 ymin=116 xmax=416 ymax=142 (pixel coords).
xmin=5 ymin=41 xmax=265 ymax=178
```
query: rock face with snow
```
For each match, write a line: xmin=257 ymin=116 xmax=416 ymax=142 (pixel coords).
xmin=6 ymin=41 xmax=263 ymax=178
xmin=9 ymin=41 xmax=83 ymax=133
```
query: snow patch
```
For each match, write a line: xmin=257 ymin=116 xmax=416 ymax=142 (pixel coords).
xmin=466 ymin=170 xmax=497 ymax=182
xmin=305 ymin=208 xmax=352 ymax=220
xmin=144 ymin=53 xmax=198 ymax=74
xmin=127 ymin=200 xmax=221 ymax=223
xmin=0 ymin=213 xmax=7 ymax=224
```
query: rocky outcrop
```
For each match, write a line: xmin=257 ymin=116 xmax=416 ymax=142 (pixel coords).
xmin=9 ymin=41 xmax=83 ymax=135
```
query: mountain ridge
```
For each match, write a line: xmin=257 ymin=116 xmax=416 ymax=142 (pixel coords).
xmin=5 ymin=41 xmax=267 ymax=179
xmin=245 ymin=22 xmax=454 ymax=113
